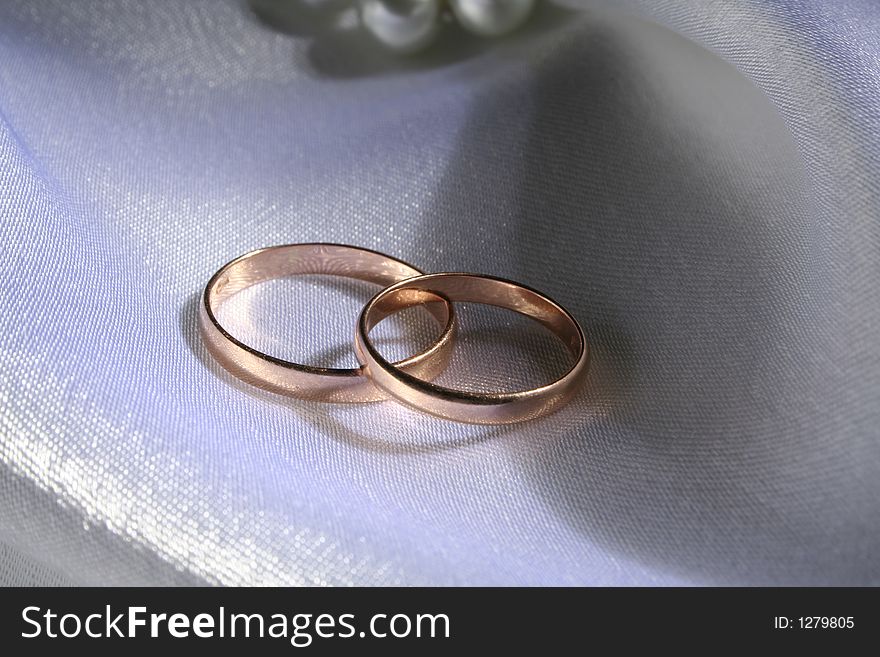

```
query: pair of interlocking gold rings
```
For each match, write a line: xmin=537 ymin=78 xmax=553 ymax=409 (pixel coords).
xmin=199 ymin=244 xmax=589 ymax=424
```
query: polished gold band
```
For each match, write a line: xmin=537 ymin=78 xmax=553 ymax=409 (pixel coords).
xmin=354 ymin=272 xmax=589 ymax=424
xmin=199 ymin=243 xmax=455 ymax=403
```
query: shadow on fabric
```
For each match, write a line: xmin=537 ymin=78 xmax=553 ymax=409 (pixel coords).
xmin=416 ymin=10 xmax=878 ymax=584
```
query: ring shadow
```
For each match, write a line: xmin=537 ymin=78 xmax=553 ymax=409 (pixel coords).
xmin=415 ymin=10 xmax=878 ymax=584
xmin=178 ymin=289 xmax=512 ymax=455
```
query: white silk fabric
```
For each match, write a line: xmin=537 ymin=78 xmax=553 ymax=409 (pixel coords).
xmin=1 ymin=0 xmax=878 ymax=585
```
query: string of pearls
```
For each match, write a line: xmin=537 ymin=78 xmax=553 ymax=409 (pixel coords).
xmin=359 ymin=0 xmax=536 ymax=53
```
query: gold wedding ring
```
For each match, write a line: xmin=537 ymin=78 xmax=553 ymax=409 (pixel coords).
xmin=199 ymin=243 xmax=455 ymax=403
xmin=200 ymin=245 xmax=588 ymax=421
xmin=354 ymin=273 xmax=589 ymax=424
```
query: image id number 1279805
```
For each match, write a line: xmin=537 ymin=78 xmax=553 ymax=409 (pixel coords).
xmin=774 ymin=617 xmax=854 ymax=629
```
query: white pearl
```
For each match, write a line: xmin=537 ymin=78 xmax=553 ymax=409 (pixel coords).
xmin=359 ymin=0 xmax=440 ymax=54
xmin=450 ymin=0 xmax=535 ymax=37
